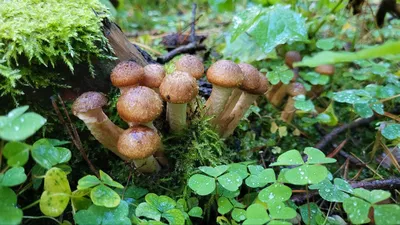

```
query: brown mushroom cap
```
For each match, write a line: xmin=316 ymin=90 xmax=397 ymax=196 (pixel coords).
xmin=142 ymin=64 xmax=165 ymax=88
xmin=72 ymin=92 xmax=107 ymax=115
xmin=175 ymin=55 xmax=204 ymax=80
xmin=111 ymin=61 xmax=144 ymax=88
xmin=117 ymin=125 xmax=161 ymax=159
xmin=159 ymin=71 xmax=198 ymax=104
xmin=315 ymin=65 xmax=335 ymax=75
xmin=238 ymin=63 xmax=261 ymax=92
xmin=248 ymin=73 xmax=269 ymax=95
xmin=287 ymin=82 xmax=307 ymax=96
xmin=285 ymin=51 xmax=302 ymax=69
xmin=117 ymin=86 xmax=163 ymax=123
xmin=207 ymin=60 xmax=244 ymax=88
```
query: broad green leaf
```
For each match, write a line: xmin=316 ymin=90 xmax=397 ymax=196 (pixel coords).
xmin=155 ymin=195 xmax=176 ymax=213
xmin=71 ymin=189 xmax=92 ymax=212
xmin=222 ymin=33 xmax=268 ymax=63
xmin=333 ymin=89 xmax=371 ymax=104
xmin=136 ymin=202 xmax=161 ymax=221
xmin=99 ymin=170 xmax=123 ymax=189
xmin=270 ymin=150 xmax=304 ymax=166
xmin=217 ymin=197 xmax=234 ymax=215
xmin=381 ymin=124 xmax=400 ymax=140
xmin=3 ymin=141 xmax=30 ymax=167
xmin=316 ymin=38 xmax=335 ymax=50
xmin=188 ymin=174 xmax=216 ymax=196
xmin=373 ymin=204 xmax=400 ymax=225
xmin=232 ymin=208 xmax=246 ymax=222
xmin=0 ymin=167 xmax=27 ymax=187
xmin=40 ymin=168 xmax=71 ymax=217
xmin=268 ymin=202 xmax=296 ymax=220
xmin=208 ymin=0 xmax=234 ymax=13
xmin=243 ymin=204 xmax=270 ymax=225
xmin=0 ymin=112 xmax=46 ymax=141
xmin=318 ymin=102 xmax=338 ymax=126
xmin=199 ymin=165 xmax=228 ymax=177
xmin=31 ymin=138 xmax=72 ymax=169
xmin=0 ymin=106 xmax=29 ymax=128
xmin=295 ymin=41 xmax=400 ymax=67
xmin=56 ymin=147 xmax=72 ymax=164
xmin=245 ymin=168 xmax=276 ymax=188
xmin=91 ymin=184 xmax=120 ymax=208
xmin=334 ymin=178 xmax=353 ymax=193
xmin=268 ymin=220 xmax=292 ymax=225
xmin=304 ymin=147 xmax=336 ymax=164
xmin=116 ymin=186 xmax=148 ymax=200
xmin=0 ymin=187 xmax=23 ymax=225
xmin=78 ymin=175 xmax=101 ymax=190
xmin=343 ymin=197 xmax=371 ymax=224
xmin=285 ymin=164 xmax=328 ymax=185
xmin=228 ymin=163 xmax=249 ymax=180
xmin=309 ymin=179 xmax=349 ymax=202
xmin=188 ymin=206 xmax=203 ymax=218
xmin=353 ymin=188 xmax=391 ymax=204
xmin=299 ymin=203 xmax=325 ymax=225
xmin=217 ymin=172 xmax=242 ymax=192
xmin=217 ymin=183 xmax=240 ymax=198
xmin=300 ymin=72 xmax=330 ymax=85
xmin=267 ymin=67 xmax=294 ymax=85
xmin=74 ymin=200 xmax=130 ymax=225
xmin=259 ymin=183 xmax=292 ymax=204
xmin=248 ymin=165 xmax=264 ymax=175
xmin=162 ymin=209 xmax=185 ymax=225
xmin=354 ymin=103 xmax=374 ymax=118
xmin=370 ymin=101 xmax=384 ymax=115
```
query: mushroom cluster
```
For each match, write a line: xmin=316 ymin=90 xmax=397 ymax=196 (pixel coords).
xmin=71 ymin=55 xmax=272 ymax=173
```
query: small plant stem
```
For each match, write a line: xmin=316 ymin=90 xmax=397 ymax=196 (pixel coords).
xmin=122 ymin=166 xmax=133 ymax=200
xmin=323 ymin=202 xmax=334 ymax=225
xmin=23 ymin=216 xmax=61 ymax=225
xmin=306 ymin=185 xmax=311 ymax=225
xmin=17 ymin=182 xmax=33 ymax=196
xmin=22 ymin=200 xmax=40 ymax=211
xmin=0 ymin=165 xmax=9 ymax=174
xmin=380 ymin=93 xmax=400 ymax=102
xmin=309 ymin=0 xmax=344 ymax=38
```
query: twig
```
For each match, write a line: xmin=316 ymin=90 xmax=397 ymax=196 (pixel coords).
xmin=51 ymin=95 xmax=99 ymax=177
xmin=190 ymin=3 xmax=197 ymax=43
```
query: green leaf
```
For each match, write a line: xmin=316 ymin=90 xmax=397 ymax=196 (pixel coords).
xmin=268 ymin=220 xmax=292 ymax=225
xmin=208 ymin=0 xmax=234 ymax=13
xmin=295 ymin=41 xmax=400 ymax=67
xmin=382 ymin=124 xmax=400 ymax=140
xmin=309 ymin=179 xmax=349 ymax=202
xmin=188 ymin=174 xmax=216 ymax=196
xmin=188 ymin=206 xmax=203 ymax=218
xmin=299 ymin=203 xmax=325 ymax=225
xmin=353 ymin=188 xmax=391 ymax=204
xmin=162 ymin=209 xmax=185 ymax=225
xmin=373 ymin=204 xmax=400 ymax=225
xmin=334 ymin=178 xmax=353 ymax=193
xmin=217 ymin=197 xmax=234 ymax=215
xmin=222 ymin=33 xmax=268 ymax=63
xmin=333 ymin=89 xmax=371 ymax=104
xmin=243 ymin=204 xmax=270 ymax=225
xmin=136 ymin=202 xmax=161 ymax=221
xmin=228 ymin=163 xmax=249 ymax=180
xmin=91 ymin=184 xmax=121 ymax=208
xmin=258 ymin=183 xmax=292 ymax=204
xmin=3 ymin=141 xmax=30 ymax=167
xmin=267 ymin=67 xmax=294 ymax=85
xmin=71 ymin=189 xmax=92 ymax=212
xmin=217 ymin=172 xmax=242 ymax=192
xmin=245 ymin=168 xmax=276 ymax=188
xmin=199 ymin=165 xmax=228 ymax=177
xmin=294 ymin=95 xmax=315 ymax=112
xmin=117 ymin=186 xmax=148 ymax=200
xmin=304 ymin=147 xmax=336 ymax=164
xmin=0 ymin=106 xmax=29 ymax=128
xmin=285 ymin=164 xmax=328 ymax=185
xmin=74 ymin=200 xmax=131 ymax=225
xmin=231 ymin=5 xmax=307 ymax=53
xmin=78 ymin=175 xmax=101 ymax=190
xmin=232 ymin=208 xmax=246 ymax=222
xmin=0 ymin=187 xmax=23 ymax=225
xmin=0 ymin=112 xmax=46 ymax=141
xmin=155 ymin=195 xmax=176 ymax=213
xmin=343 ymin=197 xmax=371 ymax=224
xmin=300 ymin=72 xmax=330 ymax=85
xmin=99 ymin=170 xmax=123 ymax=189
xmin=354 ymin=103 xmax=374 ymax=118
xmin=0 ymin=167 xmax=27 ymax=187
xmin=270 ymin=150 xmax=304 ymax=166
xmin=40 ymin=167 xmax=71 ymax=217
xmin=268 ymin=202 xmax=296 ymax=220
xmin=316 ymin=38 xmax=335 ymax=50
xmin=31 ymin=138 xmax=72 ymax=169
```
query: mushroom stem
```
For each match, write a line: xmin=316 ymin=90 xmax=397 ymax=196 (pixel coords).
xmin=167 ymin=103 xmax=187 ymax=132
xmin=218 ymin=89 xmax=242 ymax=122
xmin=269 ymin=83 xmax=288 ymax=106
xmin=205 ymin=85 xmax=233 ymax=124
xmin=220 ymin=92 xmax=259 ymax=138
xmin=132 ymin=156 xmax=161 ymax=173
xmin=280 ymin=97 xmax=296 ymax=122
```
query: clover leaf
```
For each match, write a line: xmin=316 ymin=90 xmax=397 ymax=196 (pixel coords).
xmin=381 ymin=124 xmax=400 ymax=140
xmin=31 ymin=138 xmax=71 ymax=169
xmin=268 ymin=202 xmax=296 ymax=220
xmin=217 ymin=197 xmax=234 ymax=215
xmin=217 ymin=172 xmax=242 ymax=192
xmin=242 ymin=204 xmax=270 ymax=225
xmin=188 ymin=174 xmax=216 ymax=196
xmin=0 ymin=187 xmax=23 ymax=225
xmin=258 ymin=183 xmax=292 ymax=205
xmin=343 ymin=197 xmax=371 ymax=224
xmin=285 ymin=164 xmax=328 ymax=185
xmin=74 ymin=200 xmax=130 ymax=225
xmin=245 ymin=167 xmax=276 ymax=188
xmin=3 ymin=141 xmax=30 ymax=167
xmin=0 ymin=167 xmax=27 ymax=187
xmin=199 ymin=165 xmax=229 ymax=177
xmin=373 ymin=204 xmax=400 ymax=225
xmin=91 ymin=184 xmax=121 ymax=208
xmin=304 ymin=147 xmax=336 ymax=164
xmin=270 ymin=150 xmax=304 ymax=166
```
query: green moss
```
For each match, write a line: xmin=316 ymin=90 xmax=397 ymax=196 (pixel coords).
xmin=0 ymin=0 xmax=112 ymax=97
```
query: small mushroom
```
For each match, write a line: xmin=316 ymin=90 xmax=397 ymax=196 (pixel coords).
xmin=281 ymin=82 xmax=307 ymax=122
xmin=220 ymin=74 xmax=269 ymax=138
xmin=159 ymin=71 xmax=198 ymax=132
xmin=175 ymin=54 xmax=204 ymax=80
xmin=117 ymin=86 xmax=163 ymax=129
xmin=308 ymin=65 xmax=335 ymax=98
xmin=205 ymin=60 xmax=244 ymax=125
xmin=72 ymin=92 xmax=126 ymax=160
xmin=142 ymin=64 xmax=166 ymax=93
xmin=111 ymin=61 xmax=144 ymax=94
xmin=284 ymin=51 xmax=302 ymax=70
xmin=117 ymin=125 xmax=161 ymax=173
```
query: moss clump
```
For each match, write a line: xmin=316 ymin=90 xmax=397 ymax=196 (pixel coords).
xmin=0 ymin=0 xmax=112 ymax=97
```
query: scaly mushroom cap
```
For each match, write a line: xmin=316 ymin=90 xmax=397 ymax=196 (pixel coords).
xmin=238 ymin=63 xmax=261 ymax=92
xmin=285 ymin=51 xmax=302 ymax=69
xmin=111 ymin=61 xmax=144 ymax=88
xmin=117 ymin=86 xmax=163 ymax=123
xmin=117 ymin=125 xmax=161 ymax=160
xmin=287 ymin=82 xmax=306 ymax=97
xmin=207 ymin=60 xmax=244 ymax=88
xmin=72 ymin=92 xmax=107 ymax=115
xmin=159 ymin=71 xmax=198 ymax=104
xmin=142 ymin=64 xmax=165 ymax=88
xmin=315 ymin=65 xmax=335 ymax=75
xmin=248 ymin=73 xmax=269 ymax=95
xmin=175 ymin=55 xmax=205 ymax=79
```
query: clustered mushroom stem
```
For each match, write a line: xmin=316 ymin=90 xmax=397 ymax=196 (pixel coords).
xmin=167 ymin=103 xmax=188 ymax=132
xmin=205 ymin=85 xmax=234 ymax=124
xmin=132 ymin=156 xmax=161 ymax=173
xmin=269 ymin=83 xmax=288 ymax=106
xmin=218 ymin=89 xmax=243 ymax=122
xmin=281 ymin=97 xmax=296 ymax=122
